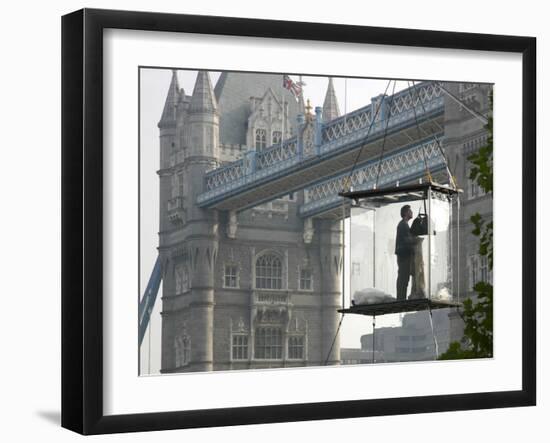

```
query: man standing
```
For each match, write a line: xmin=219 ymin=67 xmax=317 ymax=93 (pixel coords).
xmin=395 ymin=205 xmax=415 ymax=301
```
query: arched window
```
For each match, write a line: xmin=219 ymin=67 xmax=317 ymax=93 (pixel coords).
xmin=272 ymin=130 xmax=282 ymax=146
xmin=255 ymin=253 xmax=282 ymax=289
xmin=255 ymin=128 xmax=267 ymax=150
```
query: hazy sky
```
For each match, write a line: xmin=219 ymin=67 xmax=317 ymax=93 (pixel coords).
xmin=139 ymin=68 xmax=412 ymax=374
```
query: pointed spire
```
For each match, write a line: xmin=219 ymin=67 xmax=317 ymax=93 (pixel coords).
xmin=189 ymin=71 xmax=218 ymax=114
xmin=177 ymin=88 xmax=186 ymax=106
xmin=298 ymin=92 xmax=306 ymax=115
xmin=305 ymin=98 xmax=313 ymax=122
xmin=158 ymin=70 xmax=181 ymax=128
xmin=297 ymin=75 xmax=306 ymax=114
xmin=322 ymin=77 xmax=340 ymax=122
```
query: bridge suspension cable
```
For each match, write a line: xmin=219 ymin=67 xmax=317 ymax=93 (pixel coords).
xmin=406 ymin=80 xmax=433 ymax=183
xmin=374 ymin=80 xmax=398 ymax=189
xmin=321 ymin=79 xmax=490 ymax=364
xmin=410 ymin=81 xmax=457 ymax=189
xmin=436 ymin=82 xmax=489 ymax=125
xmin=324 ymin=313 xmax=346 ymax=365
xmin=330 ymin=79 xmax=457 ymax=364
xmin=340 ymin=79 xmax=393 ymax=193
xmin=139 ymin=255 xmax=163 ymax=347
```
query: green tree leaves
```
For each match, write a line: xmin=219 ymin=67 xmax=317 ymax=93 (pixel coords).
xmin=468 ymin=112 xmax=493 ymax=194
xmin=439 ymin=91 xmax=493 ymax=361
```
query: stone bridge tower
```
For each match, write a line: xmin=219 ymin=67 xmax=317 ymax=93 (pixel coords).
xmin=158 ymin=72 xmax=342 ymax=372
xmin=159 ymin=71 xmax=220 ymax=373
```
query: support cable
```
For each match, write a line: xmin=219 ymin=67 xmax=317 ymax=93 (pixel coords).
xmin=342 ymin=199 xmax=346 ymax=310
xmin=436 ymin=82 xmax=488 ymax=124
xmin=147 ymin=311 xmax=152 ymax=374
xmin=456 ymin=195 xmax=461 ymax=305
xmin=374 ymin=81 xmax=398 ymax=189
xmin=410 ymin=81 xmax=457 ymax=188
xmin=324 ymin=313 xmax=346 ymax=365
xmin=407 ymin=81 xmax=432 ymax=182
xmin=372 ymin=315 xmax=376 ymax=364
xmin=428 ymin=305 xmax=439 ymax=359
xmin=341 ymin=79 xmax=393 ymax=193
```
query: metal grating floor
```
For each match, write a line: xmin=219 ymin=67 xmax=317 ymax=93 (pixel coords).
xmin=338 ymin=298 xmax=462 ymax=317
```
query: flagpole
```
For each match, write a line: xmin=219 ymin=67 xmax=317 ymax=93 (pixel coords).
xmin=282 ymin=92 xmax=285 ymax=145
xmin=282 ymin=75 xmax=304 ymax=144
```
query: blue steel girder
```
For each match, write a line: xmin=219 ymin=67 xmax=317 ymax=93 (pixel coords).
xmin=139 ymin=255 xmax=163 ymax=346
xmin=299 ymin=136 xmax=447 ymax=219
xmin=197 ymin=82 xmax=444 ymax=212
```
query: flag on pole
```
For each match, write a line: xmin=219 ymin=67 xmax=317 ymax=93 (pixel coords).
xmin=283 ymin=75 xmax=302 ymax=99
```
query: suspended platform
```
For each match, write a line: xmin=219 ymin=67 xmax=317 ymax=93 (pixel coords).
xmin=336 ymin=298 xmax=462 ymax=362
xmin=338 ymin=298 xmax=461 ymax=317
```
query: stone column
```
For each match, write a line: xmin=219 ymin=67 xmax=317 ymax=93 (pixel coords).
xmin=188 ymin=238 xmax=217 ymax=372
xmin=185 ymin=162 xmax=219 ymax=372
xmin=318 ymin=219 xmax=343 ymax=365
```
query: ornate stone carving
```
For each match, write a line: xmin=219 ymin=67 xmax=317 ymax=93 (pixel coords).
xmin=231 ymin=316 xmax=248 ymax=333
xmin=227 ymin=210 xmax=238 ymax=239
xmin=174 ymin=323 xmax=191 ymax=367
xmin=251 ymin=291 xmax=292 ymax=331
xmin=302 ymin=123 xmax=315 ymax=157
xmin=303 ymin=218 xmax=314 ymax=244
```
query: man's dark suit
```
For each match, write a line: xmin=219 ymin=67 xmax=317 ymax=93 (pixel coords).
xmin=395 ymin=219 xmax=415 ymax=301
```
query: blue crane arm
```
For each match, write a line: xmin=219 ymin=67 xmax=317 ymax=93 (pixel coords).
xmin=138 ymin=256 xmax=163 ymax=346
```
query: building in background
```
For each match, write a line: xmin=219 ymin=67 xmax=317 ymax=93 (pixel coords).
xmin=360 ymin=309 xmax=450 ymax=362
xmin=443 ymin=82 xmax=493 ymax=344
xmin=340 ymin=347 xmax=383 ymax=364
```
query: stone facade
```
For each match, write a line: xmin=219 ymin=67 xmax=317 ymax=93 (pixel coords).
xmin=159 ymin=71 xmax=343 ymax=373
xmin=442 ymin=82 xmax=493 ymax=344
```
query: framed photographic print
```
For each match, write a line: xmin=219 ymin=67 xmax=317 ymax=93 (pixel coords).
xmin=61 ymin=8 xmax=536 ymax=435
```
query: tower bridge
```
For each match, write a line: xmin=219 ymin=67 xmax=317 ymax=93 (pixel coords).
xmin=196 ymin=81 xmax=445 ymax=216
xmin=299 ymin=137 xmax=447 ymax=219
xmin=141 ymin=69 xmax=492 ymax=374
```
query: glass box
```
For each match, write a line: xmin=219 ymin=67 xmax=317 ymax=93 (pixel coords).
xmin=345 ymin=183 xmax=460 ymax=308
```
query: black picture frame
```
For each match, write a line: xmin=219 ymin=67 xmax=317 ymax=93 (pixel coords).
xmin=61 ymin=8 xmax=536 ymax=435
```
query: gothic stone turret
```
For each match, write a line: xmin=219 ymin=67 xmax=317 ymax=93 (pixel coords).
xmin=322 ymin=77 xmax=341 ymax=123
xmin=160 ymin=71 xmax=220 ymax=373
xmin=159 ymin=71 xmax=341 ymax=373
